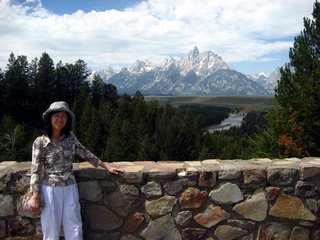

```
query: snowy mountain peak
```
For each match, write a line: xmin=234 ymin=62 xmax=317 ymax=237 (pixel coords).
xmin=252 ymin=72 xmax=270 ymax=79
xmin=161 ymin=57 xmax=177 ymax=71
xmin=189 ymin=46 xmax=200 ymax=59
xmin=129 ymin=59 xmax=156 ymax=74
xmin=178 ymin=47 xmax=229 ymax=77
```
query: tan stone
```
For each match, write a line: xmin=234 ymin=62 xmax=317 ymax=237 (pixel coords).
xmin=185 ymin=161 xmax=202 ymax=167
xmin=233 ymin=189 xmax=267 ymax=221
xmin=179 ymin=188 xmax=208 ymax=209
xmin=194 ymin=205 xmax=230 ymax=228
xmin=158 ymin=162 xmax=185 ymax=169
xmin=121 ymin=165 xmax=144 ymax=172
xmin=209 ymin=182 xmax=243 ymax=204
xmin=269 ymin=194 xmax=316 ymax=221
xmin=243 ymin=168 xmax=266 ymax=185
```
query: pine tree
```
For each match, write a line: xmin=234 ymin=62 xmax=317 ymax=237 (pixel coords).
xmin=91 ymin=74 xmax=104 ymax=107
xmin=0 ymin=68 xmax=4 ymax=118
xmin=3 ymin=53 xmax=30 ymax=121
xmin=34 ymin=52 xmax=56 ymax=114
xmin=65 ymin=59 xmax=90 ymax=104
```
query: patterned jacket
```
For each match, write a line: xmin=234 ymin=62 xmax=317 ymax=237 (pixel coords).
xmin=30 ymin=132 xmax=102 ymax=192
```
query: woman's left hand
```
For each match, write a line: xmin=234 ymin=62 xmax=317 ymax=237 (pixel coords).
xmin=100 ymin=162 xmax=125 ymax=174
xmin=108 ymin=166 xmax=126 ymax=174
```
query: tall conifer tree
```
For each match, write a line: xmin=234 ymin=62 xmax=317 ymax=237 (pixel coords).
xmin=253 ymin=1 xmax=320 ymax=157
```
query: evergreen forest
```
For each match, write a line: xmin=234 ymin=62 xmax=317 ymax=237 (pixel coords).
xmin=0 ymin=1 xmax=319 ymax=162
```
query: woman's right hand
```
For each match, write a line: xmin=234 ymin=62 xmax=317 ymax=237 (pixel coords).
xmin=30 ymin=194 xmax=41 ymax=212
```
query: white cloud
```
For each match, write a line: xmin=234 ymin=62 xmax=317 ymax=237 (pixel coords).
xmin=0 ymin=0 xmax=314 ymax=74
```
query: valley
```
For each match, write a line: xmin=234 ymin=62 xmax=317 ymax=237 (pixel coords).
xmin=145 ymin=95 xmax=275 ymax=112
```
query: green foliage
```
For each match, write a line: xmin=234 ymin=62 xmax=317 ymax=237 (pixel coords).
xmin=0 ymin=115 xmax=37 ymax=161
xmin=249 ymin=106 xmax=285 ymax=158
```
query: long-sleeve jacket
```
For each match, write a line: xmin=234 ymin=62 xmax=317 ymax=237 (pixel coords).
xmin=30 ymin=132 xmax=102 ymax=192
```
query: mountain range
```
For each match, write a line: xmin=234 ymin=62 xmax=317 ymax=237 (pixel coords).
xmin=95 ymin=47 xmax=281 ymax=96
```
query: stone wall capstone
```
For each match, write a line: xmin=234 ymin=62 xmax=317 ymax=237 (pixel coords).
xmin=0 ymin=158 xmax=320 ymax=240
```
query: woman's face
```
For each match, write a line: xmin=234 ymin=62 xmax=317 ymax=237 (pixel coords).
xmin=51 ymin=111 xmax=68 ymax=132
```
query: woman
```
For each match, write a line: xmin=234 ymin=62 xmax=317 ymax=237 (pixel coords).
xmin=29 ymin=101 xmax=124 ymax=240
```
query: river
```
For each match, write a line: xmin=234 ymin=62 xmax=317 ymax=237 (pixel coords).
xmin=207 ymin=112 xmax=246 ymax=133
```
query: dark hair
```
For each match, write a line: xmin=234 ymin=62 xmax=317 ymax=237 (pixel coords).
xmin=44 ymin=111 xmax=73 ymax=138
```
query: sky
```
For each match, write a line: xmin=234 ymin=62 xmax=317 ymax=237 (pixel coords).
xmin=0 ymin=0 xmax=315 ymax=75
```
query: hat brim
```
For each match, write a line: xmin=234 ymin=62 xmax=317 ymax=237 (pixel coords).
xmin=42 ymin=108 xmax=75 ymax=123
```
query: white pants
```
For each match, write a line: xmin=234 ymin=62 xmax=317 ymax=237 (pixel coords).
xmin=41 ymin=184 xmax=83 ymax=240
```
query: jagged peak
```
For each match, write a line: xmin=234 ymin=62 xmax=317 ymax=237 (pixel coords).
xmin=189 ymin=46 xmax=200 ymax=58
xmin=161 ymin=57 xmax=177 ymax=70
xmin=129 ymin=59 xmax=156 ymax=73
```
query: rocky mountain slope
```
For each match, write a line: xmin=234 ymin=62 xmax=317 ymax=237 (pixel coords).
xmin=96 ymin=47 xmax=280 ymax=96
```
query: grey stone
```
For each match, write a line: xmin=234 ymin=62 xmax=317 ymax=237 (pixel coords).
xmin=0 ymin=220 xmax=6 ymax=238
xmin=120 ymin=234 xmax=143 ymax=240
xmin=227 ymin=219 xmax=256 ymax=229
xmin=74 ymin=167 xmax=109 ymax=180
xmin=164 ymin=179 xmax=189 ymax=195
xmin=214 ymin=225 xmax=247 ymax=240
xmin=257 ymin=222 xmax=291 ymax=240
xmin=86 ymin=232 xmax=121 ymax=240
xmin=299 ymin=221 xmax=315 ymax=227
xmin=141 ymin=181 xmax=162 ymax=198
xmin=140 ymin=214 xmax=182 ymax=240
xmin=242 ymin=234 xmax=254 ymax=240
xmin=85 ymin=203 xmax=122 ymax=231
xmin=78 ymin=181 xmax=103 ymax=202
xmin=145 ymin=195 xmax=177 ymax=218
xmin=306 ymin=199 xmax=318 ymax=213
xmin=174 ymin=210 xmax=193 ymax=227
xmin=267 ymin=167 xmax=299 ymax=186
xmin=0 ymin=166 xmax=12 ymax=192
xmin=147 ymin=171 xmax=176 ymax=181
xmin=290 ymin=226 xmax=309 ymax=240
xmin=9 ymin=171 xmax=30 ymax=193
xmin=295 ymin=180 xmax=318 ymax=197
xmin=0 ymin=194 xmax=14 ymax=217
xmin=218 ymin=169 xmax=242 ymax=180
xmin=119 ymin=184 xmax=140 ymax=200
xmin=106 ymin=189 xmax=140 ymax=218
xmin=119 ymin=172 xmax=144 ymax=184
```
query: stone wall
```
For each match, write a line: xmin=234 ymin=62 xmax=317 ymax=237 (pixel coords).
xmin=0 ymin=158 xmax=320 ymax=240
